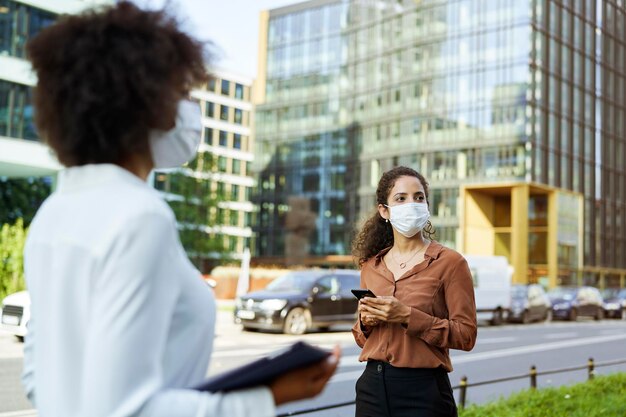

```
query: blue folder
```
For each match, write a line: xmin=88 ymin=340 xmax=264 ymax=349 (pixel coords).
xmin=193 ymin=341 xmax=331 ymax=392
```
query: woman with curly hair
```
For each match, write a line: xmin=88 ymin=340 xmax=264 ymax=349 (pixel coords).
xmin=351 ymin=166 xmax=477 ymax=417
xmin=21 ymin=3 xmax=338 ymax=417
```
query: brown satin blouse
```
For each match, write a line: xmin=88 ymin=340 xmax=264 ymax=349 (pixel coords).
xmin=352 ymin=241 xmax=477 ymax=372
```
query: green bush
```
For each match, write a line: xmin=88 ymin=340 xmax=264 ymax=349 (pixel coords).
xmin=460 ymin=373 xmax=626 ymax=417
xmin=0 ymin=218 xmax=27 ymax=301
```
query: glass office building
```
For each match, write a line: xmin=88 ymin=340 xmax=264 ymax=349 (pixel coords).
xmin=255 ymin=0 xmax=626 ymax=286
xmin=255 ymin=0 xmax=360 ymax=259
xmin=0 ymin=0 xmax=110 ymax=178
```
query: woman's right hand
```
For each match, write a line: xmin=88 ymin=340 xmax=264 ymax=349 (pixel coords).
xmin=359 ymin=301 xmax=380 ymax=327
xmin=269 ymin=345 xmax=341 ymax=405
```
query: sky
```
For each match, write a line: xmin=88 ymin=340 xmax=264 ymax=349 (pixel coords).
xmin=135 ymin=0 xmax=297 ymax=79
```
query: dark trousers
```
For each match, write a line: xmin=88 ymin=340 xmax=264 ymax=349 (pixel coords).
xmin=355 ymin=361 xmax=458 ymax=417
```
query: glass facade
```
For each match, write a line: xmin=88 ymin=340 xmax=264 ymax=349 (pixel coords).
xmin=348 ymin=0 xmax=531 ymax=249
xmin=0 ymin=80 xmax=37 ymax=140
xmin=0 ymin=0 xmax=55 ymax=59
xmin=0 ymin=1 xmax=54 ymax=142
xmin=256 ymin=0 xmax=626 ymax=276
xmin=531 ymin=0 xmax=626 ymax=276
xmin=255 ymin=0 xmax=359 ymax=257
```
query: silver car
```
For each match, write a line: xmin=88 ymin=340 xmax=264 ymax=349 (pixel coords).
xmin=508 ymin=284 xmax=552 ymax=323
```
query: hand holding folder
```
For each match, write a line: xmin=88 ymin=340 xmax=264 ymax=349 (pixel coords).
xmin=194 ymin=341 xmax=340 ymax=405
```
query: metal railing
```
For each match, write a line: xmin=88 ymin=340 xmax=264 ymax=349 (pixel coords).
xmin=276 ymin=357 xmax=626 ymax=417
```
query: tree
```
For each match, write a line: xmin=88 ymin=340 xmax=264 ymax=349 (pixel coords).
xmin=0 ymin=218 xmax=27 ymax=301
xmin=155 ymin=152 xmax=229 ymax=273
xmin=0 ymin=177 xmax=52 ymax=226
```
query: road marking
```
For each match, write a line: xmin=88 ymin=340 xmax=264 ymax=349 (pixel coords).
xmin=212 ymin=342 xmax=345 ymax=359
xmin=478 ymin=337 xmax=518 ymax=344
xmin=543 ymin=332 xmax=579 ymax=339
xmin=600 ymin=328 xmax=626 ymax=335
xmin=330 ymin=333 xmax=626 ymax=383
xmin=212 ymin=347 xmax=279 ymax=358
xmin=454 ymin=333 xmax=626 ymax=364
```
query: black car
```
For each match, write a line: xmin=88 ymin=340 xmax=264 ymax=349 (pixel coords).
xmin=547 ymin=286 xmax=604 ymax=321
xmin=234 ymin=269 xmax=361 ymax=335
xmin=601 ymin=288 xmax=626 ymax=319
xmin=508 ymin=284 xmax=552 ymax=323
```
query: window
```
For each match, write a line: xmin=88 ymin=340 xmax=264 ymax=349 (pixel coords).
xmin=220 ymin=105 xmax=229 ymax=121
xmin=221 ymin=79 xmax=230 ymax=96
xmin=0 ymin=2 xmax=55 ymax=59
xmin=233 ymin=134 xmax=242 ymax=149
xmin=316 ymin=276 xmax=340 ymax=294
xmin=153 ymin=173 xmax=167 ymax=191
xmin=234 ymin=108 xmax=243 ymax=124
xmin=235 ymin=83 xmax=244 ymax=99
xmin=216 ymin=182 xmax=225 ymax=197
xmin=204 ymin=128 xmax=213 ymax=144
xmin=231 ymin=184 xmax=239 ymax=200
xmin=232 ymin=159 xmax=241 ymax=175
xmin=205 ymin=102 xmax=214 ymax=118
xmin=208 ymin=78 xmax=216 ymax=92
xmin=230 ymin=211 xmax=239 ymax=226
xmin=219 ymin=131 xmax=228 ymax=147
xmin=0 ymin=80 xmax=37 ymax=140
xmin=228 ymin=235 xmax=238 ymax=251
xmin=331 ymin=172 xmax=345 ymax=190
xmin=218 ymin=156 xmax=227 ymax=172
xmin=303 ymin=173 xmax=320 ymax=192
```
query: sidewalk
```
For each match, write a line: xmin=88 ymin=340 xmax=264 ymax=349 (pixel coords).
xmin=0 ymin=411 xmax=36 ymax=417
xmin=216 ymin=298 xmax=235 ymax=310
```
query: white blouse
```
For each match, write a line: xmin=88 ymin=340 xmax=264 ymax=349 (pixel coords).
xmin=22 ymin=164 xmax=275 ymax=417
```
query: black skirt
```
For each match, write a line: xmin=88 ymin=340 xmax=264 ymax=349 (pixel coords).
xmin=355 ymin=361 xmax=457 ymax=417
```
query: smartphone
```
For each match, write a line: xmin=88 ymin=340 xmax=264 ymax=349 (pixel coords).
xmin=351 ymin=289 xmax=376 ymax=300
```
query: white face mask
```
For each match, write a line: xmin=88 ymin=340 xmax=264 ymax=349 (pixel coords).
xmin=149 ymin=100 xmax=202 ymax=169
xmin=385 ymin=202 xmax=430 ymax=238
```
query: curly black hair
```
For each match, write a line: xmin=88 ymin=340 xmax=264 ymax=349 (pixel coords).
xmin=352 ymin=166 xmax=435 ymax=266
xmin=26 ymin=1 xmax=209 ymax=167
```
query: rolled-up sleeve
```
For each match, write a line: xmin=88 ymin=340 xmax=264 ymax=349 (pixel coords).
xmin=404 ymin=257 xmax=477 ymax=351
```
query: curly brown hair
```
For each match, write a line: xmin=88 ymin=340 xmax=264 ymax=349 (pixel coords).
xmin=352 ymin=166 xmax=435 ymax=266
xmin=26 ymin=1 xmax=209 ymax=167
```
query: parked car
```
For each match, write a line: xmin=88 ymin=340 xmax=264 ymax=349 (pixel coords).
xmin=508 ymin=284 xmax=552 ymax=323
xmin=601 ymin=288 xmax=626 ymax=319
xmin=234 ymin=269 xmax=361 ymax=335
xmin=547 ymin=286 xmax=604 ymax=321
xmin=1 ymin=290 xmax=30 ymax=342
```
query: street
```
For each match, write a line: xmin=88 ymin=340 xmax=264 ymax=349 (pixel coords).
xmin=1 ymin=311 xmax=625 ymax=417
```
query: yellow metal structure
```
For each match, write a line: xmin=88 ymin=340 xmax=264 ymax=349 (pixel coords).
xmin=459 ymin=182 xmax=585 ymax=288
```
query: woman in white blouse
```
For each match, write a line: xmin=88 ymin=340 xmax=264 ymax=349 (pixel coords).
xmin=21 ymin=3 xmax=339 ymax=417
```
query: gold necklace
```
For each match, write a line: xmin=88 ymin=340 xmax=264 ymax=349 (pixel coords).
xmin=391 ymin=243 xmax=428 ymax=269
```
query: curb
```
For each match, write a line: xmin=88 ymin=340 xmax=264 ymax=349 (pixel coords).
xmin=0 ymin=411 xmax=37 ymax=417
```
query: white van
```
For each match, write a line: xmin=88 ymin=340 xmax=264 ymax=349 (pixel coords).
xmin=1 ymin=290 xmax=30 ymax=341
xmin=463 ymin=255 xmax=513 ymax=325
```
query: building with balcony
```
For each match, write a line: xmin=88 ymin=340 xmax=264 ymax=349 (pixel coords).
xmin=254 ymin=0 xmax=626 ymax=287
xmin=153 ymin=69 xmax=255 ymax=271
xmin=0 ymin=0 xmax=110 ymax=179
xmin=1 ymin=3 xmax=255 ymax=271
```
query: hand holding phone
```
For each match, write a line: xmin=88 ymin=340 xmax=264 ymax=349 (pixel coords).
xmin=351 ymin=289 xmax=376 ymax=300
